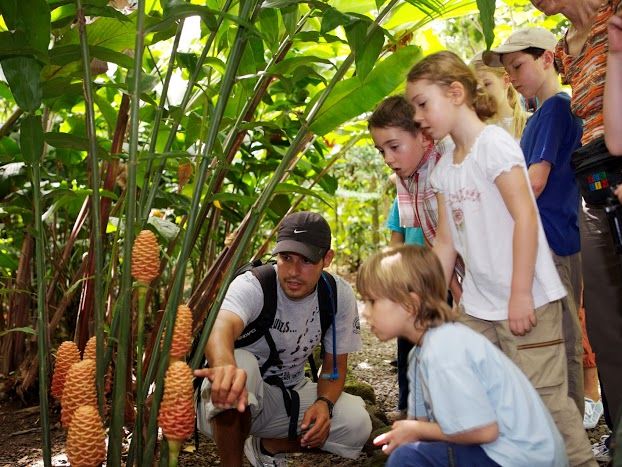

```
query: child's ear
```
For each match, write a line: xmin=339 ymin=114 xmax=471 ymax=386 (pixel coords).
xmin=447 ymin=81 xmax=466 ymax=105
xmin=407 ymin=291 xmax=421 ymax=315
xmin=542 ymin=50 xmax=555 ymax=69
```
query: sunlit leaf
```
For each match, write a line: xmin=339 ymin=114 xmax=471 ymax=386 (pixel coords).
xmin=344 ymin=18 xmax=385 ymax=80
xmin=308 ymin=45 xmax=422 ymax=136
xmin=49 ymin=45 xmax=134 ymax=69
xmin=476 ymin=0 xmax=496 ymax=49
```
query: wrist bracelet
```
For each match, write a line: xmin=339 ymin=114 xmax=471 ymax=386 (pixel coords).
xmin=315 ymin=396 xmax=334 ymax=418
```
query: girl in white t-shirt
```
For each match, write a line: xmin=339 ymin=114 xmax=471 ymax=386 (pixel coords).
xmin=405 ymin=51 xmax=595 ymax=466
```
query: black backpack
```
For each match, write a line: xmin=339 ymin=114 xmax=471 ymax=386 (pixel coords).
xmin=233 ymin=260 xmax=338 ymax=379
xmin=194 ymin=259 xmax=338 ymax=442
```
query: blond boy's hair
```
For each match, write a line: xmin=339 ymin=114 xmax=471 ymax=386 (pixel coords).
xmin=357 ymin=245 xmax=458 ymax=330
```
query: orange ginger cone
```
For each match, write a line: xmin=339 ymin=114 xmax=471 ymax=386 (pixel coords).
xmin=169 ymin=304 xmax=193 ymax=362
xmin=66 ymin=405 xmax=106 ymax=467
xmin=158 ymin=361 xmax=195 ymax=466
xmin=82 ymin=336 xmax=97 ymax=360
xmin=51 ymin=341 xmax=81 ymax=401
xmin=82 ymin=336 xmax=113 ymax=394
xmin=131 ymin=230 xmax=160 ymax=284
xmin=61 ymin=359 xmax=97 ymax=428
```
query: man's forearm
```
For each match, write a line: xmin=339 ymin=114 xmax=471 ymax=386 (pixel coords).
xmin=316 ymin=354 xmax=348 ymax=403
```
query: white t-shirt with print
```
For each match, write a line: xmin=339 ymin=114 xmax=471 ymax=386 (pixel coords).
xmin=430 ymin=125 xmax=566 ymax=320
xmin=221 ymin=266 xmax=362 ymax=387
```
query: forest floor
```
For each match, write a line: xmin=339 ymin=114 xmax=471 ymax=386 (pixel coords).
xmin=0 ymin=300 xmax=613 ymax=466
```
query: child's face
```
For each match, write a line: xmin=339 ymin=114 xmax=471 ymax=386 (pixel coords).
xmin=406 ymin=79 xmax=454 ymax=141
xmin=361 ymin=297 xmax=412 ymax=342
xmin=502 ymin=51 xmax=546 ymax=100
xmin=370 ymin=126 xmax=426 ymax=179
xmin=476 ymin=70 xmax=509 ymax=110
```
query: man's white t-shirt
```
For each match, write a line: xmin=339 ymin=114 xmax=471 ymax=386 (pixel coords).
xmin=430 ymin=125 xmax=566 ymax=320
xmin=221 ymin=265 xmax=362 ymax=387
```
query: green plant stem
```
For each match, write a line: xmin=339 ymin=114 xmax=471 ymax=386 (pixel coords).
xmin=76 ymin=0 xmax=105 ymax=415
xmin=134 ymin=283 xmax=148 ymax=466
xmin=167 ymin=439 xmax=180 ymax=467
xmin=31 ymin=122 xmax=51 ymax=467
xmin=141 ymin=1 xmax=262 ymax=464
xmin=189 ymin=0 xmax=399 ymax=369
xmin=107 ymin=0 xmax=146 ymax=464
xmin=137 ymin=21 xmax=184 ymax=215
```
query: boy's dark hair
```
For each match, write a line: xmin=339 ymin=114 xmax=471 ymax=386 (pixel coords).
xmin=368 ymin=95 xmax=421 ymax=136
xmin=518 ymin=47 xmax=560 ymax=74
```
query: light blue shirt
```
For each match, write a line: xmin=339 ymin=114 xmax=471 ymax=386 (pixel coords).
xmin=386 ymin=198 xmax=425 ymax=246
xmin=414 ymin=323 xmax=568 ymax=467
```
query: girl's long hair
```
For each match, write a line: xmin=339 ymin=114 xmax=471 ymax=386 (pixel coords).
xmin=472 ymin=62 xmax=528 ymax=139
xmin=357 ymin=245 xmax=457 ymax=330
xmin=407 ymin=50 xmax=496 ymax=122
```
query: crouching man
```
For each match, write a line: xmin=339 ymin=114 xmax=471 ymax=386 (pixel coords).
xmin=194 ymin=211 xmax=372 ymax=466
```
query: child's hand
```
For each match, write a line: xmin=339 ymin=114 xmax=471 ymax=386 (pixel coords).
xmin=508 ymin=292 xmax=536 ymax=336
xmin=609 ymin=14 xmax=622 ymax=54
xmin=615 ymin=185 xmax=622 ymax=204
xmin=373 ymin=420 xmax=419 ymax=455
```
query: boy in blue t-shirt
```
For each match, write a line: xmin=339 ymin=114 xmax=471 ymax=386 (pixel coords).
xmin=484 ymin=27 xmax=585 ymax=416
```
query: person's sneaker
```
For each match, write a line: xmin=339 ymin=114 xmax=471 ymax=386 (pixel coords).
xmin=583 ymin=397 xmax=604 ymax=429
xmin=592 ymin=434 xmax=611 ymax=463
xmin=244 ymin=436 xmax=287 ymax=467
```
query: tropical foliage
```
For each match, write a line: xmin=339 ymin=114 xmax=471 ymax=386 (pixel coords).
xmin=0 ymin=0 xmax=567 ymax=464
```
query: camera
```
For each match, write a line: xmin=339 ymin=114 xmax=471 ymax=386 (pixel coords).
xmin=605 ymin=192 xmax=622 ymax=255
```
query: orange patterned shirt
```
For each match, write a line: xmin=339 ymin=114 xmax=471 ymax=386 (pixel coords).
xmin=555 ymin=0 xmax=622 ymax=145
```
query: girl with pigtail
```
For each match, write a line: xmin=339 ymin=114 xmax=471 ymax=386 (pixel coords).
xmin=470 ymin=52 xmax=529 ymax=141
xmin=358 ymin=245 xmax=566 ymax=466
xmin=406 ymin=51 xmax=595 ymax=465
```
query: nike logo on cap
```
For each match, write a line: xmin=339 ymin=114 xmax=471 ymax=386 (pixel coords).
xmin=293 ymin=229 xmax=307 ymax=234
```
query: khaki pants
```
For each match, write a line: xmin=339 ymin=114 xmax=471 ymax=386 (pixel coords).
xmin=461 ymin=302 xmax=596 ymax=467
xmin=552 ymin=251 xmax=584 ymax=415
xmin=196 ymin=349 xmax=372 ymax=460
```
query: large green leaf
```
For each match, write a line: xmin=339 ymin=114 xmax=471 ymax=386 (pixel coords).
xmin=44 ymin=132 xmax=108 ymax=156
xmin=476 ymin=0 xmax=496 ymax=49
xmin=308 ymin=45 xmax=422 ymax=136
xmin=0 ymin=55 xmax=42 ymax=111
xmin=0 ymin=31 xmax=49 ymax=62
xmin=20 ymin=114 xmax=44 ymax=164
xmin=57 ymin=15 xmax=136 ymax=51
xmin=344 ymin=18 xmax=385 ymax=81
xmin=49 ymin=45 xmax=134 ymax=69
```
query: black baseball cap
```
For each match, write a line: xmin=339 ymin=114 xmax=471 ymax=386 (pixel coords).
xmin=272 ymin=212 xmax=332 ymax=263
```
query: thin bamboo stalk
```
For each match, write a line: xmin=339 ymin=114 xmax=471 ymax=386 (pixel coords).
xmin=137 ymin=21 xmax=184 ymax=216
xmin=76 ymin=0 xmax=106 ymax=415
xmin=25 ymin=113 xmax=51 ymax=466
xmin=107 ymin=0 xmax=146 ymax=463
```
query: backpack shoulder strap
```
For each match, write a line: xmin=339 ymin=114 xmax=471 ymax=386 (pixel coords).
xmin=318 ymin=271 xmax=338 ymax=344
xmin=234 ymin=264 xmax=277 ymax=348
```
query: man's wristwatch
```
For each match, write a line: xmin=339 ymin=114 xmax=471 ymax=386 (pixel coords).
xmin=315 ymin=396 xmax=334 ymax=418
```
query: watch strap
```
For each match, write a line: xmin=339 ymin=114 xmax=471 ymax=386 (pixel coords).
xmin=315 ymin=396 xmax=334 ymax=418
